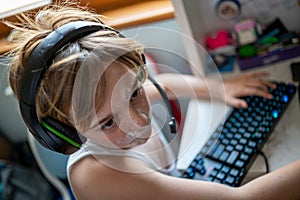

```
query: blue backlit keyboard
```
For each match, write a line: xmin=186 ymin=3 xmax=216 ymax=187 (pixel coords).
xmin=180 ymin=81 xmax=297 ymax=186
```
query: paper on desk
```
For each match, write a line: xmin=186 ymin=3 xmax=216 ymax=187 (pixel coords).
xmin=176 ymin=99 xmax=231 ymax=170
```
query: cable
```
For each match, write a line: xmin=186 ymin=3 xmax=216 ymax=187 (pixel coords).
xmin=148 ymin=75 xmax=176 ymax=133
xmin=258 ymin=150 xmax=270 ymax=174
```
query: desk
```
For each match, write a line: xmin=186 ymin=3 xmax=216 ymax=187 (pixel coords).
xmin=176 ymin=57 xmax=300 ymax=183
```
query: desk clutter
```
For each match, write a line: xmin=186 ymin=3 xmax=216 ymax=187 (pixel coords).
xmin=179 ymin=81 xmax=297 ymax=186
xmin=205 ymin=18 xmax=300 ymax=72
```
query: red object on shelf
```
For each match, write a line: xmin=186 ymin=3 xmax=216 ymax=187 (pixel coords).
xmin=205 ymin=29 xmax=231 ymax=50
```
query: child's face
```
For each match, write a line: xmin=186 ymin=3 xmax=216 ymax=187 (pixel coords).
xmin=84 ymin=62 xmax=152 ymax=149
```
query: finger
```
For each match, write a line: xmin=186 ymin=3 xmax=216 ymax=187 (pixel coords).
xmin=247 ymin=71 xmax=270 ymax=78
xmin=242 ymin=87 xmax=273 ymax=99
xmin=253 ymin=79 xmax=276 ymax=92
xmin=263 ymin=79 xmax=277 ymax=89
xmin=245 ymin=80 xmax=270 ymax=93
xmin=226 ymin=97 xmax=248 ymax=108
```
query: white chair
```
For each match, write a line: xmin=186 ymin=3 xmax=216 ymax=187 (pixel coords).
xmin=27 ymin=130 xmax=72 ymax=200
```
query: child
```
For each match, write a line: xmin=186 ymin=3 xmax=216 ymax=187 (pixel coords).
xmin=6 ymin=2 xmax=300 ymax=200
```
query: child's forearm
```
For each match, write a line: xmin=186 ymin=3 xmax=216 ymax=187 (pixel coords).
xmin=147 ymin=71 xmax=274 ymax=108
xmin=150 ymin=73 xmax=221 ymax=100
xmin=238 ymin=160 xmax=300 ymax=199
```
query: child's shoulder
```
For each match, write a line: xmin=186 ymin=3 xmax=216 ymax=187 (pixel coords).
xmin=69 ymin=155 xmax=157 ymax=198
xmin=69 ymin=155 xmax=113 ymax=196
xmin=70 ymin=155 xmax=104 ymax=180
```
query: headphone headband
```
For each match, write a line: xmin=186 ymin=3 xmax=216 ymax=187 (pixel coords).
xmin=20 ymin=21 xmax=112 ymax=106
xmin=19 ymin=21 xmax=110 ymax=153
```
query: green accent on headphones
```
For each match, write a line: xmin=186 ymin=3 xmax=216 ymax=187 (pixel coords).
xmin=41 ymin=121 xmax=81 ymax=148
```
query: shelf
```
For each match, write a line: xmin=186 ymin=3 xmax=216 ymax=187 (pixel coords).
xmin=0 ymin=39 xmax=17 ymax=55
xmin=102 ymin=0 xmax=174 ymax=29
xmin=0 ymin=0 xmax=174 ymax=54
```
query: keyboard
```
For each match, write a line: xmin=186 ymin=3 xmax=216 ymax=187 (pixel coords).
xmin=180 ymin=81 xmax=297 ymax=186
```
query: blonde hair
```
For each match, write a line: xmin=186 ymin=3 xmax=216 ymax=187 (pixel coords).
xmin=7 ymin=1 xmax=146 ymax=132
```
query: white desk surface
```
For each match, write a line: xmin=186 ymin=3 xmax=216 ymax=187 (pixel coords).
xmin=177 ymin=57 xmax=300 ymax=181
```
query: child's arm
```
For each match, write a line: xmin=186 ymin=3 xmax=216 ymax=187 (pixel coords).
xmin=145 ymin=71 xmax=276 ymax=108
xmin=70 ymin=156 xmax=300 ymax=200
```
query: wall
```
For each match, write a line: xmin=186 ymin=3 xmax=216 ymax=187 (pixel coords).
xmin=121 ymin=18 xmax=192 ymax=75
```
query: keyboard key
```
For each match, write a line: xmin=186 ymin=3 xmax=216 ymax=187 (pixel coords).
xmin=225 ymin=176 xmax=235 ymax=185
xmin=200 ymin=146 xmax=209 ymax=155
xmin=212 ymin=145 xmax=225 ymax=159
xmin=222 ymin=166 xmax=230 ymax=174
xmin=247 ymin=126 xmax=255 ymax=133
xmin=226 ymin=145 xmax=234 ymax=152
xmin=235 ymin=144 xmax=243 ymax=151
xmin=226 ymin=122 xmax=233 ymax=128
xmin=239 ymin=116 xmax=245 ymax=123
xmin=226 ymin=151 xmax=239 ymax=165
xmin=197 ymin=158 xmax=204 ymax=165
xmin=208 ymin=143 xmax=218 ymax=153
xmin=251 ymin=121 xmax=259 ymax=127
xmin=252 ymin=133 xmax=262 ymax=140
xmin=248 ymin=141 xmax=257 ymax=148
xmin=207 ymin=139 xmax=214 ymax=146
xmin=234 ymin=134 xmax=242 ymax=140
xmin=215 ymin=163 xmax=223 ymax=171
xmin=212 ymin=132 xmax=219 ymax=139
xmin=195 ymin=154 xmax=203 ymax=161
xmin=219 ymin=151 xmax=230 ymax=162
xmin=195 ymin=164 xmax=206 ymax=175
xmin=216 ymin=125 xmax=223 ymax=132
xmin=229 ymin=169 xmax=239 ymax=177
xmin=230 ymin=139 xmax=238 ymax=146
xmin=185 ymin=167 xmax=195 ymax=178
xmin=213 ymin=179 xmax=221 ymax=183
xmin=244 ymin=132 xmax=251 ymax=139
xmin=240 ymin=153 xmax=249 ymax=162
xmin=238 ymin=127 xmax=246 ymax=134
xmin=239 ymin=138 xmax=247 ymax=145
xmin=244 ymin=147 xmax=253 ymax=155
xmin=221 ymin=138 xmax=230 ymax=145
xmin=235 ymin=160 xmax=245 ymax=168
xmin=190 ymin=161 xmax=197 ymax=167
xmin=216 ymin=172 xmax=226 ymax=180
xmin=226 ymin=133 xmax=233 ymax=139
xmin=210 ymin=169 xmax=218 ymax=177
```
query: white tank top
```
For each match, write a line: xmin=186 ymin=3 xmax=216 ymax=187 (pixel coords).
xmin=67 ymin=123 xmax=177 ymax=186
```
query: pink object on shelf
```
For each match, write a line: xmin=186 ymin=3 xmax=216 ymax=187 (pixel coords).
xmin=234 ymin=19 xmax=256 ymax=32
xmin=234 ymin=19 xmax=257 ymax=45
xmin=205 ymin=29 xmax=231 ymax=50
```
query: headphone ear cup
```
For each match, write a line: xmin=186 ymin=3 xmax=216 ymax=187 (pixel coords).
xmin=41 ymin=116 xmax=82 ymax=149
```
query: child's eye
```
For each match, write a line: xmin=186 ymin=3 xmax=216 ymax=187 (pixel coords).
xmin=131 ymin=88 xmax=141 ymax=100
xmin=102 ymin=118 xmax=115 ymax=130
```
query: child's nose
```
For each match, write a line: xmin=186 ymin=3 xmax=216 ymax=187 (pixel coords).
xmin=129 ymin=106 xmax=151 ymax=127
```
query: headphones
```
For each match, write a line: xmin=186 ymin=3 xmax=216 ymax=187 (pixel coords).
xmin=19 ymin=21 xmax=176 ymax=154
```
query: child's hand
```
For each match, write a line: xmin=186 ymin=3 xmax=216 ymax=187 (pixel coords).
xmin=223 ymin=71 xmax=277 ymax=108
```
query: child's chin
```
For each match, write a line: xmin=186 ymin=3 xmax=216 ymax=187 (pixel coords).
xmin=126 ymin=137 xmax=149 ymax=149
